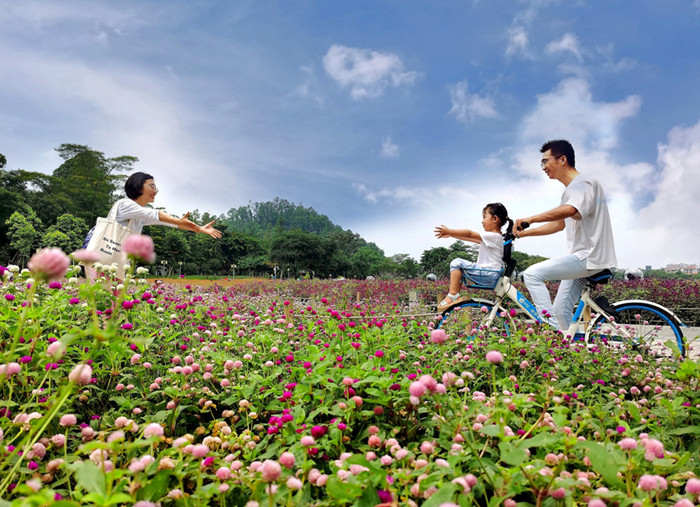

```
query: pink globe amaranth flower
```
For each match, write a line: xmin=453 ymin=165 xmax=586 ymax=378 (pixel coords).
xmin=71 ymin=249 xmax=100 ymax=264
xmin=4 ymin=362 xmax=22 ymax=376
xmin=46 ymin=341 xmax=64 ymax=359
xmin=143 ymin=423 xmax=164 ymax=439
xmin=59 ymin=414 xmax=77 ymax=427
xmin=638 ymin=474 xmax=667 ymax=492
xmin=216 ymin=467 xmax=232 ymax=481
xmin=419 ymin=374 xmax=437 ymax=392
xmin=504 ymin=500 xmax=517 ymax=507
xmin=374 ymin=350 xmax=384 ymax=358
xmin=549 ymin=488 xmax=566 ymax=499
xmin=588 ymin=500 xmax=606 ymax=507
xmin=300 ymin=436 xmax=315 ymax=447
xmin=316 ymin=474 xmax=328 ymax=487
xmin=619 ymin=438 xmax=638 ymax=450
xmin=486 ymin=350 xmax=504 ymax=364
xmin=430 ymin=329 xmax=447 ymax=344
xmin=123 ymin=234 xmax=156 ymax=264
xmin=28 ymin=248 xmax=70 ymax=281
xmin=420 ymin=441 xmax=434 ymax=454
xmin=260 ymin=460 xmax=282 ymax=482
xmin=685 ymin=478 xmax=700 ymax=494
xmin=279 ymin=452 xmax=295 ymax=469
xmin=643 ymin=438 xmax=665 ymax=461
xmin=674 ymin=500 xmax=695 ymax=507
xmin=68 ymin=364 xmax=93 ymax=386
xmin=287 ymin=477 xmax=303 ymax=490
xmin=191 ymin=444 xmax=209 ymax=458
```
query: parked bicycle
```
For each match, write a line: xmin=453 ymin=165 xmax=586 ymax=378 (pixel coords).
xmin=437 ymin=224 xmax=688 ymax=357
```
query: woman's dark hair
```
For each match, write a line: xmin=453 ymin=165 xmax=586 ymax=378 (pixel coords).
xmin=541 ymin=139 xmax=575 ymax=168
xmin=483 ymin=202 xmax=513 ymax=235
xmin=124 ymin=172 xmax=154 ymax=200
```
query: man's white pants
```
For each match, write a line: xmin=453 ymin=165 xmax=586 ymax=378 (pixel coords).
xmin=522 ymin=255 xmax=601 ymax=331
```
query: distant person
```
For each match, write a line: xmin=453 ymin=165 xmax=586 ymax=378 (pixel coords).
xmin=434 ymin=203 xmax=513 ymax=311
xmin=84 ymin=172 xmax=222 ymax=278
xmin=514 ymin=140 xmax=617 ymax=330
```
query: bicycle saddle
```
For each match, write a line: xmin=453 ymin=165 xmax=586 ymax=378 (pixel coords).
xmin=585 ymin=269 xmax=613 ymax=285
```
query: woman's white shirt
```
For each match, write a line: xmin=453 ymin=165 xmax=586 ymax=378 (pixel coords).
xmin=112 ymin=198 xmax=177 ymax=235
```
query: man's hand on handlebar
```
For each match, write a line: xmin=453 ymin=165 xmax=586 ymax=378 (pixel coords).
xmin=514 ymin=218 xmax=531 ymax=237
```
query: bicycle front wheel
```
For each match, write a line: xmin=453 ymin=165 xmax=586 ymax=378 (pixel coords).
xmin=437 ymin=300 xmax=512 ymax=340
xmin=587 ymin=301 xmax=685 ymax=358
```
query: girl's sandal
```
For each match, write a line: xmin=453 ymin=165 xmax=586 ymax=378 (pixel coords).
xmin=438 ymin=294 xmax=464 ymax=312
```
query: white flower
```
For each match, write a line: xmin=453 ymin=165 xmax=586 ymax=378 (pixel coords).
xmin=82 ymin=303 xmax=89 ymax=308
xmin=26 ymin=278 xmax=35 ymax=286
xmin=136 ymin=267 xmax=147 ymax=275
xmin=116 ymin=284 xmax=124 ymax=291
xmin=156 ymin=308 xmax=164 ymax=313
xmin=129 ymin=279 xmax=136 ymax=285
xmin=21 ymin=268 xmax=30 ymax=275
xmin=68 ymin=277 xmax=78 ymax=284
xmin=8 ymin=265 xmax=19 ymax=273
xmin=93 ymin=262 xmax=103 ymax=270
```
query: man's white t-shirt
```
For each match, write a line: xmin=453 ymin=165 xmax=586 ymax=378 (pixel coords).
xmin=112 ymin=199 xmax=177 ymax=235
xmin=477 ymin=232 xmax=504 ymax=269
xmin=560 ymin=174 xmax=617 ymax=270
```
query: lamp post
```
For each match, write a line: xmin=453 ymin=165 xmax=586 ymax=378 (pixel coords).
xmin=274 ymin=265 xmax=278 ymax=280
xmin=178 ymin=261 xmax=183 ymax=277
xmin=287 ymin=268 xmax=290 ymax=280
xmin=231 ymin=264 xmax=236 ymax=280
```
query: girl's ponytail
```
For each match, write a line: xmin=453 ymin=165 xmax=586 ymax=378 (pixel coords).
xmin=483 ymin=202 xmax=512 ymax=236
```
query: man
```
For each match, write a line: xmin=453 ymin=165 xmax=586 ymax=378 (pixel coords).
xmin=514 ymin=140 xmax=617 ymax=331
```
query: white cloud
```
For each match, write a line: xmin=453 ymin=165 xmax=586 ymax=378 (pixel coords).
xmin=520 ymin=77 xmax=641 ymax=154
xmin=546 ymin=33 xmax=583 ymax=61
xmin=292 ymin=64 xmax=325 ymax=107
xmin=380 ymin=137 xmax=400 ymax=158
xmin=323 ymin=44 xmax=419 ymax=100
xmin=505 ymin=26 xmax=530 ymax=58
xmin=448 ymin=79 xmax=498 ymax=122
xmin=635 ymin=119 xmax=700 ymax=265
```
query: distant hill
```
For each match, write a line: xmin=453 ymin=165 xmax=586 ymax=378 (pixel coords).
xmin=218 ymin=197 xmax=383 ymax=252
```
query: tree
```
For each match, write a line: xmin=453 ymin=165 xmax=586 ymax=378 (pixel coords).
xmin=350 ymin=246 xmax=384 ymax=279
xmin=269 ymin=228 xmax=328 ymax=276
xmin=43 ymin=214 xmax=88 ymax=253
xmin=511 ymin=251 xmax=549 ymax=276
xmin=49 ymin=144 xmax=138 ymax=226
xmin=0 ymin=153 xmax=6 ymax=168
xmin=420 ymin=247 xmax=450 ymax=274
xmin=6 ymin=208 xmax=43 ymax=265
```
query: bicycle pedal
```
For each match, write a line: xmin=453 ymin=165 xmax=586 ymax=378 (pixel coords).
xmin=592 ymin=296 xmax=618 ymax=317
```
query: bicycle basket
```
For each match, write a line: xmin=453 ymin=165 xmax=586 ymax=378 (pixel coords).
xmin=462 ymin=267 xmax=503 ymax=289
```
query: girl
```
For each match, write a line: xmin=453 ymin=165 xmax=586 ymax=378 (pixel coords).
xmin=434 ymin=202 xmax=513 ymax=311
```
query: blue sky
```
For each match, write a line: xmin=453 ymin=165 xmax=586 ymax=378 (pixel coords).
xmin=1 ymin=0 xmax=700 ymax=269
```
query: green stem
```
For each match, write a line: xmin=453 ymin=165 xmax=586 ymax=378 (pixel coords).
xmin=0 ymin=384 xmax=75 ymax=497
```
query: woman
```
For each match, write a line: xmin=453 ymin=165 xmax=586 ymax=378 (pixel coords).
xmin=115 ymin=172 xmax=222 ymax=238
xmin=84 ymin=172 xmax=221 ymax=278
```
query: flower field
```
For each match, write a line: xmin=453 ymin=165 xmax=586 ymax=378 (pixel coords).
xmin=1 ymin=251 xmax=700 ymax=507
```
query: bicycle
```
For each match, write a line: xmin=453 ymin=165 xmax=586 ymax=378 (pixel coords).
xmin=437 ymin=224 xmax=688 ymax=358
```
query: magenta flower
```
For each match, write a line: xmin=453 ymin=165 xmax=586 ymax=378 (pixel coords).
xmin=430 ymin=329 xmax=447 ymax=343
xmin=374 ymin=350 xmax=384 ymax=358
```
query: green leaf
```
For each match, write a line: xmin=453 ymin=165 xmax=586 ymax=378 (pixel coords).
xmin=666 ymin=426 xmax=700 ymax=435
xmin=326 ymin=476 xmax=364 ymax=500
xmin=479 ymin=424 xmax=502 ymax=437
xmin=499 ymin=441 xmax=528 ymax=467
xmin=353 ymin=485 xmax=378 ymax=507
xmin=105 ymin=493 xmax=136 ymax=505
xmin=575 ymin=441 xmax=625 ymax=489
xmin=520 ymin=432 xmax=560 ymax=449
xmin=139 ymin=470 xmax=171 ymax=501
xmin=75 ymin=460 xmax=107 ymax=496
xmin=422 ymin=484 xmax=458 ymax=507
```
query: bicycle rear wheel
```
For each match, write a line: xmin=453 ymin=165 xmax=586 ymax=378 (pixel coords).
xmin=437 ymin=300 xmax=512 ymax=340
xmin=587 ymin=301 xmax=685 ymax=358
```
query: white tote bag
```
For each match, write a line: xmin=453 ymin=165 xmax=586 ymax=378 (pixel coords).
xmin=81 ymin=202 xmax=134 ymax=279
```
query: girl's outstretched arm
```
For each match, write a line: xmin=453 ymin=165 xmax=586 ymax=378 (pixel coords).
xmin=434 ymin=225 xmax=482 ymax=244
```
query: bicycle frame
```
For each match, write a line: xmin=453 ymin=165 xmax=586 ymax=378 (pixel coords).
xmin=478 ymin=275 xmax=628 ymax=340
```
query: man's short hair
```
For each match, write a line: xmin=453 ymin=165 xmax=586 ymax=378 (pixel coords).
xmin=540 ymin=140 xmax=575 ymax=168
xmin=124 ymin=172 xmax=154 ymax=200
